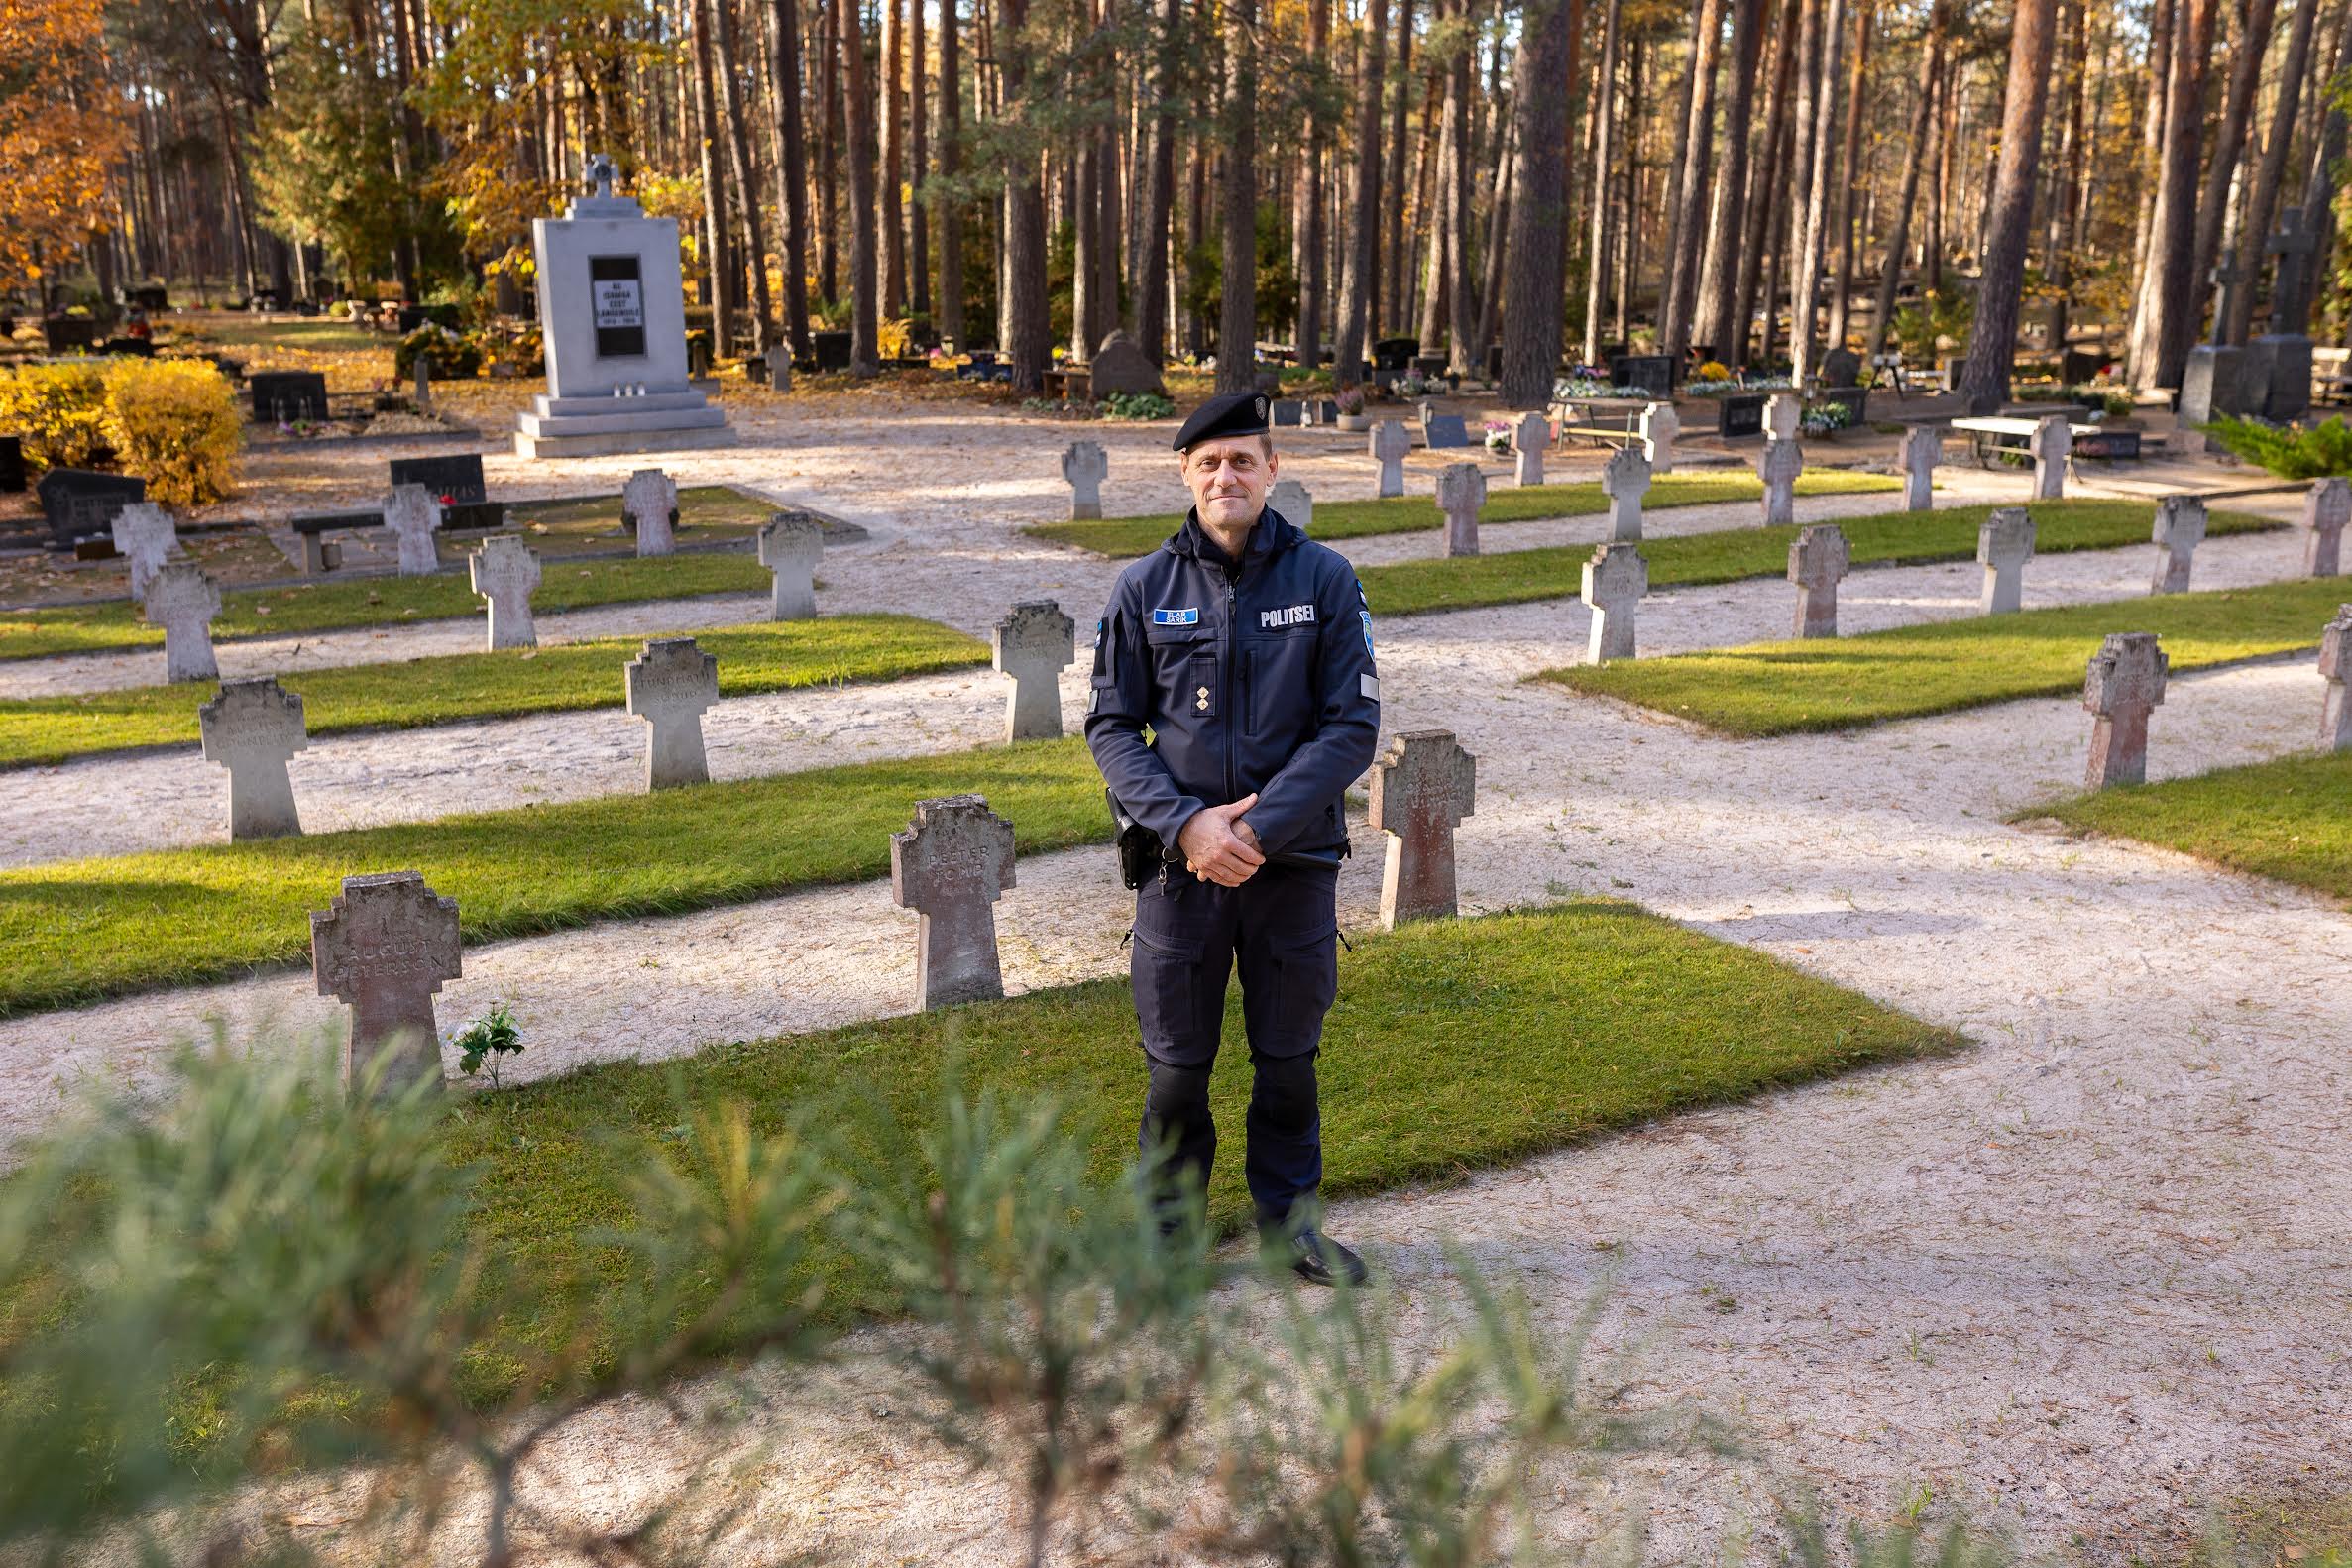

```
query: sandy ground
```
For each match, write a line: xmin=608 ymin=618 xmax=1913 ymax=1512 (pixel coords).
xmin=11 ymin=406 xmax=2352 ymax=1562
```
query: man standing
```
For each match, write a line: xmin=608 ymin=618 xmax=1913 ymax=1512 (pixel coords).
xmin=1085 ymin=391 xmax=1381 ymax=1286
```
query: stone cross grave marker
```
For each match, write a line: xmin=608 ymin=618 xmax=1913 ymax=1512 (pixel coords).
xmin=383 ymin=484 xmax=442 ymax=576
xmin=2082 ymin=631 xmax=2168 ymax=788
xmin=1603 ymin=442 xmax=1651 ymax=541
xmin=2208 ymin=253 xmax=2245 ymax=348
xmin=110 ymin=502 xmax=177 ymax=602
xmin=199 ymin=676 xmax=308 ymax=840
xmin=1763 ymin=392 xmax=1802 ymax=442
xmin=2150 ymin=496 xmax=2208 ymax=595
xmin=469 ymin=534 xmax=542 ymax=649
xmin=1371 ymin=419 xmax=1411 ymax=498
xmin=1788 ymin=523 xmax=1851 ymax=639
xmin=1366 ymin=729 xmax=1476 ymax=928
xmin=2319 ymin=605 xmax=2352 ymax=751
xmin=1512 ymin=411 xmax=1549 ymax=487
xmin=143 ymin=562 xmax=221 ymax=681
xmin=1582 ymin=542 xmax=1648 ymax=663
xmin=2030 ymin=415 xmax=2072 ymax=501
xmin=1436 ymin=462 xmax=1486 ymax=557
xmin=890 ymin=793 xmax=1018 ymax=1010
xmin=311 ymin=870 xmax=462 ymax=1097
xmin=1899 ymin=425 xmax=1940 ymax=511
xmin=623 ymin=467 xmax=679 ymax=556
xmin=1977 ymin=508 xmax=2037 ymax=615
xmin=757 ymin=511 xmax=824 ymax=619
xmin=412 ymin=354 xmax=432 ymax=410
xmin=624 ymin=637 xmax=721 ymax=789
xmin=1269 ymin=477 xmax=1314 ymax=534
xmin=2303 ymin=477 xmax=2349 ymax=577
xmin=1756 ymin=436 xmax=1803 ymax=527
xmin=762 ymin=342 xmax=793 ymax=392
xmin=1640 ymin=400 xmax=1680 ymax=474
xmin=993 ymin=600 xmax=1075 ymax=742
xmin=1063 ymin=439 xmax=1108 ymax=520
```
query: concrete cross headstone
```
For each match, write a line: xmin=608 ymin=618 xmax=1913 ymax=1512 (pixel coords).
xmin=198 ymin=676 xmax=308 ymax=840
xmin=1639 ymin=400 xmax=1680 ymax=474
xmin=1788 ymin=523 xmax=1852 ymax=638
xmin=762 ymin=342 xmax=793 ymax=392
xmin=469 ymin=534 xmax=542 ymax=649
xmin=143 ymin=562 xmax=221 ymax=681
xmin=2030 ymin=415 xmax=2072 ymax=501
xmin=1366 ymin=729 xmax=1477 ymax=928
xmin=586 ymin=151 xmax=618 ymax=198
xmin=757 ymin=510 xmax=824 ymax=619
xmin=383 ymin=484 xmax=442 ymax=576
xmin=110 ymin=502 xmax=177 ymax=602
xmin=2208 ymin=252 xmax=2246 ymax=347
xmin=1977 ymin=507 xmax=2037 ymax=615
xmin=2082 ymin=631 xmax=2168 ymax=788
xmin=1512 ymin=411 xmax=1549 ymax=487
xmin=1269 ymin=477 xmax=1314 ymax=534
xmin=1763 ymin=392 xmax=1802 ymax=442
xmin=1435 ymin=462 xmax=1486 ymax=557
xmin=624 ymin=637 xmax=721 ymax=789
xmin=623 ymin=468 xmax=679 ymax=556
xmin=1602 ymin=442 xmax=1651 ymax=541
xmin=1582 ymin=542 xmax=1649 ymax=663
xmin=2318 ymin=605 xmax=2352 ymax=751
xmin=311 ymin=870 xmax=462 ymax=1097
xmin=993 ymin=600 xmax=1075 ymax=742
xmin=1755 ymin=436 xmax=1803 ymax=527
xmin=1899 ymin=425 xmax=1939 ymax=511
xmin=1062 ymin=439 xmax=1108 ymax=520
xmin=2149 ymin=495 xmax=2208 ymax=595
xmin=2303 ymin=477 xmax=2349 ymax=577
xmin=889 ymin=793 xmax=1018 ymax=1009
xmin=413 ymin=353 xmax=432 ymax=411
xmin=1371 ymin=419 xmax=1411 ymax=498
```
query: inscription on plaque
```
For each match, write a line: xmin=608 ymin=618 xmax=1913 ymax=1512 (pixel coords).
xmin=590 ymin=255 xmax=647 ymax=358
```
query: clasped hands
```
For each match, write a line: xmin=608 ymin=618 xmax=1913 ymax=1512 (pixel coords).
xmin=1176 ymin=793 xmax=1263 ymax=886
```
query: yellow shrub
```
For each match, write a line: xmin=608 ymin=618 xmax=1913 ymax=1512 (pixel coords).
xmin=100 ymin=361 xmax=243 ymax=507
xmin=1696 ymin=360 xmax=1733 ymax=382
xmin=878 ymin=316 xmax=914 ymax=360
xmin=0 ymin=362 xmax=109 ymax=471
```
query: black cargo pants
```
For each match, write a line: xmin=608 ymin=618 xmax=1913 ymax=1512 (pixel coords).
xmin=1130 ymin=859 xmax=1340 ymax=1228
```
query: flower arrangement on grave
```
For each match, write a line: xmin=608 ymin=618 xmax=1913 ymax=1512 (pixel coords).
xmin=1398 ymin=372 xmax=1432 ymax=396
xmin=1695 ymin=360 xmax=1732 ymax=382
xmin=393 ymin=322 xmax=483 ymax=380
xmin=1483 ymin=420 xmax=1513 ymax=455
xmin=1800 ymin=398 xmax=1858 ymax=438
xmin=1335 ymin=386 xmax=1367 ymax=416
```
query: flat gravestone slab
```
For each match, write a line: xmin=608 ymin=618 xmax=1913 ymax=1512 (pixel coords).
xmin=1977 ymin=508 xmax=2036 ymax=615
xmin=1718 ymin=394 xmax=1765 ymax=440
xmin=143 ymin=562 xmax=221 ymax=681
xmin=1370 ymin=421 xmax=1410 ymax=498
xmin=623 ymin=468 xmax=680 ymax=556
xmin=2083 ymin=631 xmax=2168 ymax=788
xmin=2303 ymin=477 xmax=2349 ymax=577
xmin=199 ymin=676 xmax=308 ymax=840
xmin=2318 ymin=604 xmax=2352 ymax=751
xmin=470 ymin=534 xmax=542 ymax=648
xmin=1063 ymin=439 xmax=1108 ymax=520
xmin=383 ymin=485 xmax=443 ymax=576
xmin=1366 ymin=729 xmax=1476 ymax=927
xmin=1582 ymin=542 xmax=1648 ymax=663
xmin=1435 ymin=462 xmax=1486 ymax=557
xmin=993 ymin=600 xmax=1076 ymax=742
xmin=251 ymin=371 xmax=329 ymax=423
xmin=1422 ymin=413 xmax=1472 ymax=449
xmin=311 ymin=870 xmax=462 ymax=1097
xmin=389 ymin=453 xmax=488 ymax=505
xmin=1788 ymin=524 xmax=1851 ymax=639
xmin=624 ymin=637 xmax=721 ymax=789
xmin=890 ymin=794 xmax=1017 ymax=1010
xmin=37 ymin=469 xmax=144 ymax=549
xmin=758 ymin=511 xmax=825 ymax=619
xmin=2150 ymin=496 xmax=2207 ymax=595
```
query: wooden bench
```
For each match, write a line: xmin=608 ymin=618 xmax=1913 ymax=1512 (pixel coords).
xmin=1548 ymin=398 xmax=1645 ymax=451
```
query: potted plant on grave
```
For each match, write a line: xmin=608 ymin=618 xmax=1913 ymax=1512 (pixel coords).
xmin=1335 ymin=386 xmax=1370 ymax=430
xmin=1482 ymin=420 xmax=1513 ymax=456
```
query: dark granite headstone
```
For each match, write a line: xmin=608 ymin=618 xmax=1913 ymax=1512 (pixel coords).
xmin=1373 ymin=336 xmax=1418 ymax=372
xmin=1272 ymin=398 xmax=1304 ymax=427
xmin=443 ymin=501 xmax=506 ymax=531
xmin=1611 ymin=354 xmax=1676 ymax=397
xmin=1423 ymin=414 xmax=1472 ymax=449
xmin=1412 ymin=353 xmax=1447 ymax=378
xmin=1088 ymin=330 xmax=1166 ymax=396
xmin=1318 ymin=398 xmax=1340 ymax=424
xmin=2061 ymin=349 xmax=2104 ymax=384
xmin=397 ymin=305 xmax=429 ymax=333
xmin=42 ymin=317 xmax=97 ymax=353
xmin=1485 ymin=343 xmax=1504 ymax=381
xmin=0 ymin=435 xmax=22 ymax=494
xmin=2072 ymin=428 xmax=2143 ymax=461
xmin=251 ymin=371 xmax=330 ymax=423
xmin=100 ymin=337 xmax=155 ymax=358
xmin=1821 ymin=348 xmax=1862 ymax=387
xmin=128 ymin=284 xmax=169 ymax=311
xmin=1719 ymin=394 xmax=1766 ymax=438
xmin=388 ymin=453 xmax=487 ymax=504
xmin=37 ymin=469 xmax=145 ymax=547
xmin=812 ymin=330 xmax=851 ymax=372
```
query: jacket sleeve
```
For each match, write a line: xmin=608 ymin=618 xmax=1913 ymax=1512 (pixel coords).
xmin=1084 ymin=575 xmax=1209 ymax=848
xmin=1241 ymin=560 xmax=1381 ymax=855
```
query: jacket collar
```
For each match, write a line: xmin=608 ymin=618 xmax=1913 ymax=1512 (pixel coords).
xmin=1170 ymin=505 xmax=1303 ymax=571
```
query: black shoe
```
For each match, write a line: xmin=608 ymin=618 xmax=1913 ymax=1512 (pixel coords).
xmin=1282 ymin=1227 xmax=1369 ymax=1288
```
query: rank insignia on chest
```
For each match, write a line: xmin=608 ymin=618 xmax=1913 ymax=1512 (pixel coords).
xmin=1195 ymin=684 xmax=1211 ymax=712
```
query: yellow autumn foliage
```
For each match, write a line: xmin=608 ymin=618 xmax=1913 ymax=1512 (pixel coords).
xmin=0 ymin=361 xmax=108 ymax=470
xmin=100 ymin=361 xmax=243 ymax=507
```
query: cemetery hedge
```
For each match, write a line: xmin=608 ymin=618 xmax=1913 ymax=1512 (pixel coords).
xmin=0 ymin=738 xmax=1112 ymax=1016
xmin=0 ymin=613 xmax=983 ymax=767
xmin=1541 ymin=576 xmax=2352 ymax=735
xmin=1358 ymin=501 xmax=2283 ymax=617
xmin=2030 ymin=749 xmax=2352 ymax=904
xmin=444 ymin=900 xmax=1961 ymax=1394
xmin=1026 ymin=471 xmax=1904 ymax=557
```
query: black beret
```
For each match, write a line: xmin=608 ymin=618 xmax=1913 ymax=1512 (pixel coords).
xmin=1172 ymin=390 xmax=1273 ymax=452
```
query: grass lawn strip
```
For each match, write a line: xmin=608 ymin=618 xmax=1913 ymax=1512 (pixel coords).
xmin=0 ymin=613 xmax=983 ymax=769
xmin=443 ymin=899 xmax=1960 ymax=1394
xmin=1026 ymin=471 xmax=1904 ymax=556
xmin=0 ymin=488 xmax=777 ymax=662
xmin=2028 ymin=749 xmax=2352 ymax=905
xmin=1359 ymin=500 xmax=2284 ymax=617
xmin=1542 ymin=576 xmax=2351 ymax=736
xmin=0 ymin=738 xmax=1108 ymax=1018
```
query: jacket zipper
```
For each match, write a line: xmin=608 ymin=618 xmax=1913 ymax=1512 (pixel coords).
xmin=1223 ymin=574 xmax=1239 ymax=802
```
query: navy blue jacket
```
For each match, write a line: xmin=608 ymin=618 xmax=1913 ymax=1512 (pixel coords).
xmin=1085 ymin=507 xmax=1381 ymax=859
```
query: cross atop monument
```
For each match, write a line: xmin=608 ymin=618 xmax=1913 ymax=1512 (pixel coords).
xmin=2208 ymin=252 xmax=2245 ymax=348
xmin=586 ymin=152 xmax=617 ymax=200
xmin=2268 ymin=205 xmax=2318 ymax=335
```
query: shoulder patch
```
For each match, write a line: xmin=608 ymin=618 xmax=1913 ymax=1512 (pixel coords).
xmin=1359 ymin=609 xmax=1375 ymax=658
xmin=1151 ymin=607 xmax=1200 ymax=626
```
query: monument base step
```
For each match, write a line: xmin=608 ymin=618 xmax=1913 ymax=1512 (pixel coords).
xmin=533 ymin=389 xmax=711 ymax=418
xmin=512 ymin=423 xmax=738 ymax=460
xmin=514 ymin=404 xmax=728 ymax=439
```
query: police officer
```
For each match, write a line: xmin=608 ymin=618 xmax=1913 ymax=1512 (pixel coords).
xmin=1085 ymin=390 xmax=1381 ymax=1287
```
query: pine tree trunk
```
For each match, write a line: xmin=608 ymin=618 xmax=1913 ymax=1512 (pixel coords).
xmin=1781 ymin=0 xmax=1823 ymax=366
xmin=1296 ymin=0 xmax=1331 ymax=372
xmin=1335 ymin=0 xmax=1389 ymax=381
xmin=1958 ymin=0 xmax=2059 ymax=412
xmin=938 ymin=0 xmax=965 ymax=346
xmin=1474 ymin=112 xmax=1514 ymax=359
xmin=1384 ymin=0 xmax=1416 ymax=331
xmin=910 ymin=0 xmax=930 ymax=319
xmin=1823 ymin=0 xmax=1870 ymax=351
xmin=1862 ymin=0 xmax=1945 ymax=361
xmin=2189 ymin=0 xmax=2279 ymax=335
xmin=880 ymin=0 xmax=906 ymax=317
xmin=1618 ymin=32 xmax=1642 ymax=346
xmin=1580 ymin=0 xmax=1624 ymax=364
xmin=771 ymin=0 xmax=814 ymax=356
xmin=1732 ymin=0 xmax=1799 ymax=365
xmin=1656 ymin=4 xmax=1703 ymax=342
xmin=2295 ymin=0 xmax=2352 ymax=328
xmin=843 ymin=0 xmax=881 ymax=373
xmin=1216 ymin=0 xmax=1259 ymax=391
xmin=1002 ymin=0 xmax=1051 ymax=388
xmin=1074 ymin=126 xmax=1100 ymax=357
xmin=1694 ymin=0 xmax=1765 ymax=358
xmin=1663 ymin=0 xmax=1727 ymax=357
xmin=1444 ymin=0 xmax=1477 ymax=372
xmin=715 ymin=0 xmax=774 ymax=352
xmin=2126 ymin=0 xmax=2174 ymax=337
xmin=2043 ymin=0 xmax=2082 ymax=353
xmin=1501 ymin=0 xmax=1572 ymax=404
xmin=1790 ymin=0 xmax=1846 ymax=383
xmin=2229 ymin=0 xmax=2325 ymax=341
xmin=691 ymin=0 xmax=735 ymax=344
xmin=2132 ymin=0 xmax=2214 ymax=388
xmin=1136 ymin=0 xmax=1181 ymax=360
xmin=819 ymin=0 xmax=840 ymax=301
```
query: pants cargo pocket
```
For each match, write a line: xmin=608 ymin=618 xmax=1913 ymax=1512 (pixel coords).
xmin=1271 ymin=925 xmax=1339 ymax=1050
xmin=1132 ymin=925 xmax=1205 ymax=1061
